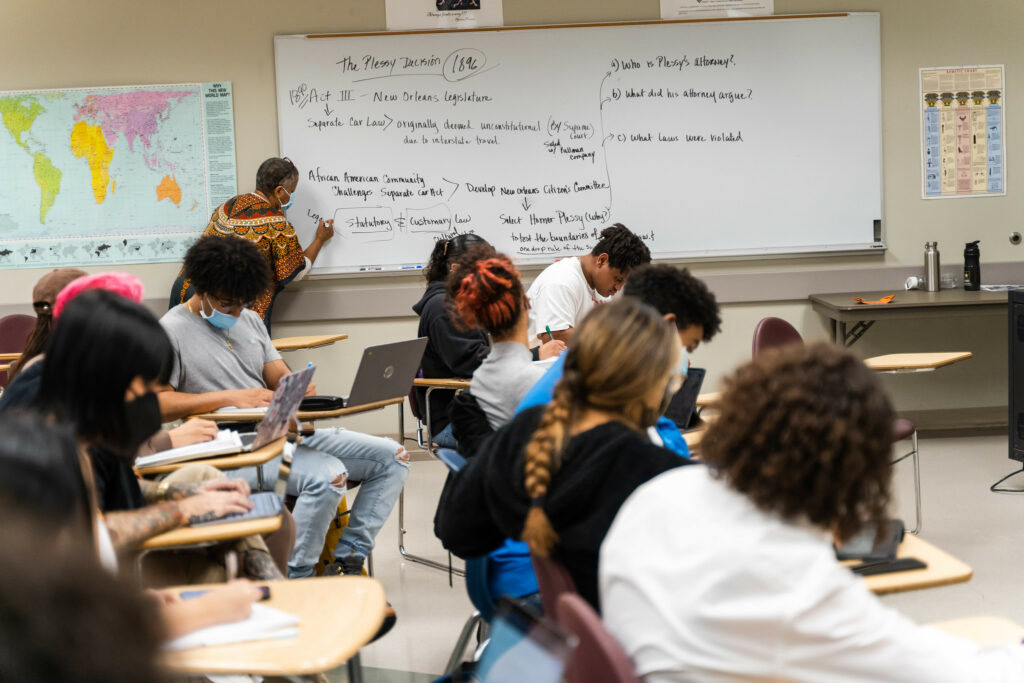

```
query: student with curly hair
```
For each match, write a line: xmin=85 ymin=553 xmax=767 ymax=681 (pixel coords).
xmin=437 ymin=298 xmax=690 ymax=610
xmin=600 ymin=342 xmax=1024 ymax=681
xmin=526 ymin=223 xmax=651 ymax=344
xmin=518 ymin=264 xmax=721 ymax=456
xmin=160 ymin=235 xmax=409 ymax=578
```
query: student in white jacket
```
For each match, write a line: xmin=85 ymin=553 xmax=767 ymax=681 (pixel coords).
xmin=601 ymin=342 xmax=1024 ymax=682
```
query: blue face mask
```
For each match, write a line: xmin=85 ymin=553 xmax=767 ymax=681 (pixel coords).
xmin=678 ymin=347 xmax=689 ymax=378
xmin=200 ymin=295 xmax=240 ymax=330
xmin=279 ymin=187 xmax=294 ymax=211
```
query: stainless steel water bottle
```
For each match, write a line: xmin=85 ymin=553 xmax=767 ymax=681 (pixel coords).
xmin=924 ymin=242 xmax=940 ymax=292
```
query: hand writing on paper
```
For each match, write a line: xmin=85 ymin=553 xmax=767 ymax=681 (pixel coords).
xmin=538 ymin=339 xmax=567 ymax=360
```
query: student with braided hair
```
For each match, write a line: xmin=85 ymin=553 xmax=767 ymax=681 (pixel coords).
xmin=448 ymin=248 xmax=553 ymax=430
xmin=436 ymin=298 xmax=690 ymax=610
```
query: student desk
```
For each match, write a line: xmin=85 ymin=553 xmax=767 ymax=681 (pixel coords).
xmin=809 ymin=289 xmax=1007 ymax=347
xmin=193 ymin=398 xmax=406 ymax=453
xmin=864 ymin=351 xmax=973 ymax=373
xmin=141 ymin=515 xmax=283 ymax=551
xmin=136 ymin=514 xmax=283 ymax=576
xmin=411 ymin=377 xmax=471 ymax=451
xmin=272 ymin=334 xmax=348 ymax=352
xmin=848 ymin=534 xmax=973 ymax=595
xmin=696 ymin=391 xmax=720 ymax=407
xmin=0 ymin=352 xmax=20 ymax=361
xmin=193 ymin=397 xmax=405 ymax=425
xmin=135 ymin=437 xmax=287 ymax=491
xmin=929 ymin=616 xmax=1024 ymax=644
xmin=0 ymin=363 xmax=8 ymax=374
xmin=161 ymin=576 xmax=386 ymax=682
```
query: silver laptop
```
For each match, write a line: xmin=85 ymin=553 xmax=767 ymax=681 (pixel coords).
xmin=238 ymin=364 xmax=316 ymax=451
xmin=343 ymin=338 xmax=428 ymax=408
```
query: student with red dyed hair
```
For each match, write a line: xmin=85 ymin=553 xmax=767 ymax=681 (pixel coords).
xmin=448 ymin=249 xmax=553 ymax=430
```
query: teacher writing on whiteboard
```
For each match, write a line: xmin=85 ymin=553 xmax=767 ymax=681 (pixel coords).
xmin=169 ymin=157 xmax=334 ymax=334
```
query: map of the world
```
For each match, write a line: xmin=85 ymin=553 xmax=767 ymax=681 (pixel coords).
xmin=0 ymin=82 xmax=236 ymax=268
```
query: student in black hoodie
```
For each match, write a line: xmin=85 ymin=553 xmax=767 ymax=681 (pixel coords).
xmin=436 ymin=298 xmax=689 ymax=610
xmin=412 ymin=235 xmax=564 ymax=447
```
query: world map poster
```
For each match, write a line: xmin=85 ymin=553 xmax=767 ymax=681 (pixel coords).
xmin=0 ymin=82 xmax=236 ymax=267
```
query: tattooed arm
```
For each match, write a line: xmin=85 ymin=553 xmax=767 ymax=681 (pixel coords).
xmin=105 ymin=503 xmax=186 ymax=553
xmin=106 ymin=491 xmax=255 ymax=552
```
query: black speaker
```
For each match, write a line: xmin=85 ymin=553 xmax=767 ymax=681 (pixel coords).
xmin=1009 ymin=289 xmax=1024 ymax=462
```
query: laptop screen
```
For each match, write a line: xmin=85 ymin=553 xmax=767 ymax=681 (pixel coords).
xmin=663 ymin=367 xmax=706 ymax=431
xmin=472 ymin=598 xmax=575 ymax=683
xmin=252 ymin=365 xmax=315 ymax=451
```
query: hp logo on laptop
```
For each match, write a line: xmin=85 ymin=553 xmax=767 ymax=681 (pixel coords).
xmin=383 ymin=365 xmax=394 ymax=379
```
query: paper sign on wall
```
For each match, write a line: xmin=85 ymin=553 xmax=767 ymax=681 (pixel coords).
xmin=386 ymin=0 xmax=503 ymax=31
xmin=661 ymin=0 xmax=773 ymax=20
xmin=920 ymin=65 xmax=1006 ymax=199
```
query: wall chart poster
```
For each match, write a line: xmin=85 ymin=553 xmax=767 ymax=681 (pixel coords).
xmin=920 ymin=65 xmax=1005 ymax=199
xmin=385 ymin=0 xmax=503 ymax=31
xmin=0 ymin=82 xmax=237 ymax=268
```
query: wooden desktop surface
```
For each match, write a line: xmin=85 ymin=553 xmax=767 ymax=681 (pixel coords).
xmin=929 ymin=616 xmax=1024 ymax=645
xmin=850 ymin=533 xmax=973 ymax=595
xmin=811 ymin=289 xmax=1008 ymax=313
xmin=696 ymin=391 xmax=721 ymax=407
xmin=141 ymin=514 xmax=282 ymax=550
xmin=0 ymin=364 xmax=9 ymax=373
xmin=161 ymin=576 xmax=386 ymax=676
xmin=272 ymin=334 xmax=348 ymax=352
xmin=0 ymin=352 xmax=20 ymax=361
xmin=194 ymin=396 xmax=405 ymax=422
xmin=412 ymin=377 xmax=471 ymax=390
xmin=864 ymin=351 xmax=973 ymax=371
xmin=135 ymin=438 xmax=286 ymax=477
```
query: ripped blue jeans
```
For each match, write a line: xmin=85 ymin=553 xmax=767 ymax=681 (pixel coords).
xmin=228 ymin=428 xmax=409 ymax=577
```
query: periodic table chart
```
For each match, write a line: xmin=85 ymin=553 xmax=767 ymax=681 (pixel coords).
xmin=921 ymin=65 xmax=1005 ymax=199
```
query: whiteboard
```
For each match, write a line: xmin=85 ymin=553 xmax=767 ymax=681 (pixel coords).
xmin=274 ymin=14 xmax=883 ymax=275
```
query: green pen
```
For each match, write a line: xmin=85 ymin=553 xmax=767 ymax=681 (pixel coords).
xmin=545 ymin=325 xmax=553 ymax=342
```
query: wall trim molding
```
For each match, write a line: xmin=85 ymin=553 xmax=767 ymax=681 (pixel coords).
xmin=3 ymin=261 xmax=1019 ymax=322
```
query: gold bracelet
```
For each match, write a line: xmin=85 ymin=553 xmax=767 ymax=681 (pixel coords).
xmin=155 ymin=479 xmax=173 ymax=501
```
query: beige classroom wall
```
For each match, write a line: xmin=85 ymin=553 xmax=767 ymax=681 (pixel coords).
xmin=2 ymin=0 xmax=1021 ymax=435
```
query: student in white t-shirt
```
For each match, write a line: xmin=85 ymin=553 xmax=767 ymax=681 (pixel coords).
xmin=600 ymin=343 xmax=1024 ymax=682
xmin=527 ymin=224 xmax=651 ymax=344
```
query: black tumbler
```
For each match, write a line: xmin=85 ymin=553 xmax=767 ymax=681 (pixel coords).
xmin=964 ymin=240 xmax=981 ymax=291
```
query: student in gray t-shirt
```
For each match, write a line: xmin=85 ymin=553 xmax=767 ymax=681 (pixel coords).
xmin=158 ymin=236 xmax=409 ymax=577
xmin=446 ymin=249 xmax=562 ymax=430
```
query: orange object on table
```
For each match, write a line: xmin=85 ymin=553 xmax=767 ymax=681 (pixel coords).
xmin=853 ymin=294 xmax=895 ymax=305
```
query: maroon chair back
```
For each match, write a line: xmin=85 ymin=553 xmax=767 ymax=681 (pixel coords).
xmin=557 ymin=593 xmax=639 ymax=683
xmin=751 ymin=316 xmax=804 ymax=357
xmin=530 ymin=551 xmax=578 ymax=620
xmin=408 ymin=386 xmax=424 ymax=421
xmin=0 ymin=314 xmax=36 ymax=388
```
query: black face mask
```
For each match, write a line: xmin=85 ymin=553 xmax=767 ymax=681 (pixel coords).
xmin=104 ymin=392 xmax=162 ymax=461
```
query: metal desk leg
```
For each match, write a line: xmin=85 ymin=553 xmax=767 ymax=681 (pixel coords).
xmin=839 ymin=321 xmax=847 ymax=347
xmin=347 ymin=650 xmax=364 ymax=683
xmin=398 ymin=386 xmax=465 ymax=576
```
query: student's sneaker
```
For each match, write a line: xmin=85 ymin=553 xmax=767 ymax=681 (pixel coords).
xmin=322 ymin=555 xmax=364 ymax=576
